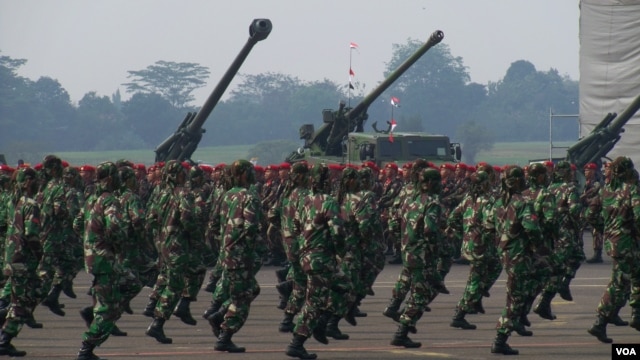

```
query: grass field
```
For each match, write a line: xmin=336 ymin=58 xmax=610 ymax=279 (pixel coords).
xmin=5 ymin=141 xmax=574 ymax=167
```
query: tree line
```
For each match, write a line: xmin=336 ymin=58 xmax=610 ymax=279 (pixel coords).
xmin=0 ymin=41 xmax=578 ymax=165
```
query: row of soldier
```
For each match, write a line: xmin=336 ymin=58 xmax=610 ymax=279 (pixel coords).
xmin=0 ymin=155 xmax=638 ymax=359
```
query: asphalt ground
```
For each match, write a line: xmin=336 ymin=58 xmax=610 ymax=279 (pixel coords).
xmin=12 ymin=232 xmax=640 ymax=359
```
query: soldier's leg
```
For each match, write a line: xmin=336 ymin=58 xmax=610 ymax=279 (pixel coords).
xmin=384 ymin=265 xmax=411 ymax=321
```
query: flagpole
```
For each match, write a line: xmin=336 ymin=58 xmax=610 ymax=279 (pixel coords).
xmin=348 ymin=47 xmax=353 ymax=107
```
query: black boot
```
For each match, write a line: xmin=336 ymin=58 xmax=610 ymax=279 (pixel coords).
xmin=62 ymin=279 xmax=77 ymax=299
xmin=203 ymin=275 xmax=219 ymax=293
xmin=203 ymin=300 xmax=222 ymax=319
xmin=353 ymin=295 xmax=367 ymax=317
xmin=433 ymin=271 xmax=450 ymax=295
xmin=174 ymin=298 xmax=197 ymax=326
xmin=312 ymin=312 xmax=329 ymax=344
xmin=585 ymin=249 xmax=603 ymax=263
xmin=80 ymin=306 xmax=94 ymax=328
xmin=275 ymin=267 xmax=289 ymax=283
xmin=383 ymin=298 xmax=402 ymax=322
xmin=558 ymin=276 xmax=573 ymax=301
xmin=0 ymin=308 xmax=7 ymax=327
xmin=207 ymin=311 xmax=225 ymax=337
xmin=630 ymin=307 xmax=640 ymax=331
xmin=450 ymin=309 xmax=476 ymax=330
xmin=608 ymin=306 xmax=629 ymax=326
xmin=491 ymin=333 xmax=518 ymax=355
xmin=587 ymin=315 xmax=612 ymax=343
xmin=344 ymin=304 xmax=358 ymax=326
xmin=513 ymin=320 xmax=533 ymax=336
xmin=0 ymin=298 xmax=9 ymax=311
xmin=326 ymin=315 xmax=349 ymax=340
xmin=276 ymin=280 xmax=293 ymax=310
xmin=388 ymin=254 xmax=402 ymax=265
xmin=279 ymin=312 xmax=295 ymax=333
xmin=285 ymin=334 xmax=317 ymax=360
xmin=390 ymin=324 xmax=421 ymax=348
xmin=474 ymin=297 xmax=486 ymax=314
xmin=145 ymin=317 xmax=173 ymax=344
xmin=520 ymin=312 xmax=531 ymax=327
xmin=110 ymin=324 xmax=127 ymax=336
xmin=122 ymin=299 xmax=133 ymax=314
xmin=76 ymin=341 xmax=99 ymax=360
xmin=25 ymin=312 xmax=43 ymax=329
xmin=533 ymin=291 xmax=557 ymax=320
xmin=142 ymin=297 xmax=157 ymax=317
xmin=42 ymin=284 xmax=66 ymax=316
xmin=214 ymin=330 xmax=246 ymax=353
xmin=0 ymin=331 xmax=26 ymax=357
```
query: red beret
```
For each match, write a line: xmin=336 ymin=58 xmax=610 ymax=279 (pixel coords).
xmin=214 ymin=163 xmax=226 ymax=171
xmin=265 ymin=164 xmax=280 ymax=171
xmin=181 ymin=161 xmax=191 ymax=170
xmin=385 ymin=162 xmax=399 ymax=170
xmin=467 ymin=166 xmax=476 ymax=172
xmin=570 ymin=164 xmax=577 ymax=171
xmin=34 ymin=163 xmax=43 ymax=171
xmin=0 ymin=164 xmax=15 ymax=173
xmin=455 ymin=163 xmax=467 ymax=170
xmin=493 ymin=165 xmax=502 ymax=173
xmin=61 ymin=160 xmax=70 ymax=168
xmin=199 ymin=164 xmax=213 ymax=173
xmin=134 ymin=163 xmax=146 ymax=171
xmin=156 ymin=161 xmax=165 ymax=168
xmin=279 ymin=162 xmax=291 ymax=170
xmin=402 ymin=162 xmax=413 ymax=169
xmin=543 ymin=161 xmax=554 ymax=168
xmin=361 ymin=161 xmax=379 ymax=172
xmin=79 ymin=164 xmax=95 ymax=172
xmin=584 ymin=163 xmax=597 ymax=170
xmin=254 ymin=165 xmax=264 ymax=173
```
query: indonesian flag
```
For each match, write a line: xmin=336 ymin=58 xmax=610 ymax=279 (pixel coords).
xmin=350 ymin=42 xmax=359 ymax=49
xmin=391 ymin=96 xmax=400 ymax=107
xmin=349 ymin=68 xmax=355 ymax=77
xmin=389 ymin=119 xmax=397 ymax=142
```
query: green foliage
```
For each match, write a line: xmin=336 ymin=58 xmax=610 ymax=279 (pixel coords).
xmin=246 ymin=140 xmax=300 ymax=166
xmin=456 ymin=121 xmax=495 ymax=164
xmin=122 ymin=60 xmax=210 ymax=108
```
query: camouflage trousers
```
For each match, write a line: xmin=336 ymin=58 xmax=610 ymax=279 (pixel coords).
xmin=543 ymin=243 xmax=585 ymax=294
xmin=213 ymin=262 xmax=261 ymax=313
xmin=591 ymin=228 xmax=604 ymax=251
xmin=154 ymin=262 xmax=187 ymax=320
xmin=118 ymin=269 xmax=143 ymax=309
xmin=457 ymin=255 xmax=503 ymax=313
xmin=220 ymin=268 xmax=260 ymax=334
xmin=2 ymin=263 xmax=42 ymax=337
xmin=596 ymin=254 xmax=640 ymax=318
xmin=390 ymin=259 xmax=444 ymax=305
xmin=293 ymin=269 xmax=332 ymax=339
xmin=83 ymin=272 xmax=123 ymax=347
xmin=284 ymin=261 xmax=307 ymax=316
xmin=360 ymin=238 xmax=386 ymax=297
xmin=399 ymin=265 xmax=439 ymax=327
xmin=180 ymin=254 xmax=207 ymax=300
xmin=496 ymin=256 xmax=533 ymax=336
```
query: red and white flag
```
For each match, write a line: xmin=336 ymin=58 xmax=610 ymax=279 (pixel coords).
xmin=391 ymin=96 xmax=400 ymax=107
xmin=349 ymin=68 xmax=355 ymax=77
xmin=389 ymin=119 xmax=397 ymax=142
xmin=349 ymin=41 xmax=359 ymax=49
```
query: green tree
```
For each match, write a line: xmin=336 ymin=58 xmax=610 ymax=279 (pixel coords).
xmin=121 ymin=92 xmax=183 ymax=148
xmin=456 ymin=121 xmax=494 ymax=164
xmin=123 ymin=60 xmax=210 ymax=108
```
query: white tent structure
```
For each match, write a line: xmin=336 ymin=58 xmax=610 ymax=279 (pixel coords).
xmin=579 ymin=0 xmax=640 ymax=165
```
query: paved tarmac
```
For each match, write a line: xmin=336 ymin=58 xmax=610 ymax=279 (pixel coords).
xmin=12 ymin=232 xmax=639 ymax=359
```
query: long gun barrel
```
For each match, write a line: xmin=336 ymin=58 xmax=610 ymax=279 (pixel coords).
xmin=155 ymin=19 xmax=273 ymax=163
xmin=294 ymin=30 xmax=444 ymax=160
xmin=345 ymin=30 xmax=444 ymax=120
xmin=566 ymin=93 xmax=640 ymax=168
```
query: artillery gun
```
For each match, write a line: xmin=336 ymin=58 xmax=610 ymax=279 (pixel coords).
xmin=154 ymin=19 xmax=272 ymax=163
xmin=286 ymin=30 xmax=460 ymax=167
xmin=566 ymin=93 xmax=640 ymax=186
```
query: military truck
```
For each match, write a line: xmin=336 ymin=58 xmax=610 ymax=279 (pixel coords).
xmin=285 ymin=30 xmax=461 ymax=167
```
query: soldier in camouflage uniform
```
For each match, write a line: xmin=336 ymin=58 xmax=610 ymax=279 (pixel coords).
xmin=582 ymin=163 xmax=604 ymax=263
xmin=145 ymin=160 xmax=197 ymax=345
xmin=522 ymin=163 xmax=559 ymax=324
xmin=490 ymin=166 xmax=541 ymax=355
xmin=379 ymin=163 xmax=403 ymax=265
xmin=448 ymin=170 xmax=501 ymax=330
xmin=278 ymin=162 xmax=310 ymax=333
xmin=0 ymin=174 xmax=13 ymax=300
xmin=0 ymin=167 xmax=40 ymax=357
xmin=60 ymin=166 xmax=84 ymax=300
xmin=207 ymin=160 xmax=262 ymax=353
xmin=285 ymin=163 xmax=345 ymax=360
xmin=587 ymin=156 xmax=640 ymax=343
xmin=38 ymin=155 xmax=69 ymax=317
xmin=544 ymin=161 xmax=584 ymax=304
xmin=387 ymin=168 xmax=443 ymax=349
xmin=73 ymin=162 xmax=126 ymax=360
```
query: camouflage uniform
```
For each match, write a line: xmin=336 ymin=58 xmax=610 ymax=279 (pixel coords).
xmin=145 ymin=160 xmax=198 ymax=345
xmin=448 ymin=171 xmax=501 ymax=329
xmin=0 ymin=168 xmax=40 ymax=357
xmin=210 ymin=160 xmax=262 ymax=353
xmin=544 ymin=161 xmax=584 ymax=301
xmin=38 ymin=155 xmax=70 ymax=316
xmin=74 ymin=162 xmax=126 ymax=360
xmin=389 ymin=168 xmax=443 ymax=349
xmin=490 ymin=166 xmax=540 ymax=355
xmin=587 ymin=156 xmax=640 ymax=343
xmin=285 ymin=164 xmax=345 ymax=360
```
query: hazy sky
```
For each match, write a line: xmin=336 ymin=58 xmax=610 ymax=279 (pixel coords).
xmin=1 ymin=0 xmax=580 ymax=105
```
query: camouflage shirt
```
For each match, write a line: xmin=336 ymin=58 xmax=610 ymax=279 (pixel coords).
xmin=218 ymin=186 xmax=262 ymax=270
xmin=83 ymin=189 xmax=126 ymax=275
